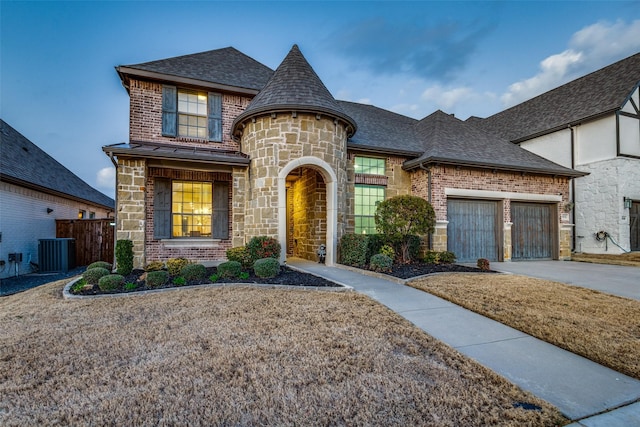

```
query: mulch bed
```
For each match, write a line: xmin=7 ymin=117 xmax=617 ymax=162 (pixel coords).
xmin=72 ymin=266 xmax=342 ymax=296
xmin=72 ymin=262 xmax=493 ymax=296
xmin=383 ymin=262 xmax=494 ymax=279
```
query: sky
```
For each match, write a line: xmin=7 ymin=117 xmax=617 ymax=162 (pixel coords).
xmin=1 ymin=1 xmax=639 ymax=200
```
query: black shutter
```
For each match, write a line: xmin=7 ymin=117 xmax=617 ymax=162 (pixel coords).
xmin=208 ymin=92 xmax=222 ymax=142
xmin=212 ymin=181 xmax=229 ymax=239
xmin=162 ymin=85 xmax=177 ymax=137
xmin=154 ymin=177 xmax=172 ymax=239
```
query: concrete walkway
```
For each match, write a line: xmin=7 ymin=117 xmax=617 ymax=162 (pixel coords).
xmin=288 ymin=258 xmax=640 ymax=425
xmin=488 ymin=260 xmax=640 ymax=301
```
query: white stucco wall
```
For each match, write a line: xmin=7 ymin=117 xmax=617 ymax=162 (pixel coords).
xmin=619 ymin=88 xmax=640 ymax=157
xmin=575 ymin=116 xmax=617 ymax=165
xmin=0 ymin=181 xmax=112 ymax=278
xmin=519 ymin=128 xmax=572 ymax=168
xmin=574 ymin=157 xmax=640 ymax=254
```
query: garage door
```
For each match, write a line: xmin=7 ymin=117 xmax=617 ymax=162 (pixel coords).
xmin=447 ymin=199 xmax=499 ymax=262
xmin=511 ymin=202 xmax=554 ymax=260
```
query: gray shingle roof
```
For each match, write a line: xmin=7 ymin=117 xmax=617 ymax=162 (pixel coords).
xmin=232 ymin=45 xmax=356 ymax=135
xmin=1 ymin=119 xmax=115 ymax=209
xmin=338 ymin=101 xmax=423 ymax=156
xmin=118 ymin=47 xmax=274 ymax=92
xmin=403 ymin=111 xmax=583 ymax=176
xmin=469 ymin=52 xmax=640 ymax=142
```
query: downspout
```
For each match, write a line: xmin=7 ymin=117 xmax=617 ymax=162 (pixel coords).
xmin=569 ymin=126 xmax=576 ymax=252
xmin=419 ymin=162 xmax=433 ymax=250
xmin=107 ymin=151 xmax=118 ymax=266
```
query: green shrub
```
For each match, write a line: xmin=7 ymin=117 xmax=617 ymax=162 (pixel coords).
xmin=226 ymin=246 xmax=252 ymax=268
xmin=180 ymin=263 xmax=206 ymax=281
xmin=379 ymin=244 xmax=396 ymax=260
xmin=115 ymin=240 xmax=134 ymax=276
xmin=375 ymin=196 xmax=435 ymax=263
xmin=173 ymin=277 xmax=187 ymax=286
xmin=439 ymin=251 xmax=456 ymax=264
xmin=98 ymin=274 xmax=124 ymax=292
xmin=477 ymin=258 xmax=490 ymax=271
xmin=83 ymin=267 xmax=110 ymax=285
xmin=217 ymin=261 xmax=242 ymax=278
xmin=70 ymin=278 xmax=87 ymax=293
xmin=144 ymin=261 xmax=165 ymax=272
xmin=209 ymin=274 xmax=219 ymax=283
xmin=339 ymin=234 xmax=369 ymax=267
xmin=370 ymin=253 xmax=393 ymax=273
xmin=247 ymin=236 xmax=281 ymax=264
xmin=253 ymin=258 xmax=280 ymax=279
xmin=146 ymin=270 xmax=169 ymax=288
xmin=124 ymin=282 xmax=137 ymax=291
xmin=423 ymin=251 xmax=440 ymax=264
xmin=366 ymin=234 xmax=387 ymax=262
xmin=87 ymin=261 xmax=112 ymax=271
xmin=239 ymin=272 xmax=250 ymax=280
xmin=167 ymin=258 xmax=190 ymax=276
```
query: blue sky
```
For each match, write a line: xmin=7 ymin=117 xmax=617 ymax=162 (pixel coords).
xmin=1 ymin=1 xmax=639 ymax=199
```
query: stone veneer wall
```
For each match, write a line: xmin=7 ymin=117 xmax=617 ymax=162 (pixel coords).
xmin=574 ymin=157 xmax=640 ymax=254
xmin=128 ymin=79 xmax=252 ymax=150
xmin=291 ymin=168 xmax=327 ymax=260
xmin=239 ymin=113 xmax=348 ymax=259
xmin=116 ymin=158 xmax=147 ymax=269
xmin=411 ymin=165 xmax=571 ymax=259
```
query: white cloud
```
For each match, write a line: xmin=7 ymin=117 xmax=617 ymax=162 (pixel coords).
xmin=421 ymin=85 xmax=475 ymax=111
xmin=501 ymin=19 xmax=640 ymax=108
xmin=96 ymin=167 xmax=115 ymax=189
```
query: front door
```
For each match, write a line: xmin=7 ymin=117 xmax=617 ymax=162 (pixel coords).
xmin=631 ymin=201 xmax=639 ymax=251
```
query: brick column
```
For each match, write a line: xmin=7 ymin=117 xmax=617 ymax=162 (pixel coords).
xmin=116 ymin=158 xmax=146 ymax=269
xmin=432 ymin=220 xmax=448 ymax=252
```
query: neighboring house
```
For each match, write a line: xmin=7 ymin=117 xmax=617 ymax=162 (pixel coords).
xmin=0 ymin=120 xmax=115 ymax=278
xmin=104 ymin=45 xmax=583 ymax=268
xmin=469 ymin=53 xmax=640 ymax=254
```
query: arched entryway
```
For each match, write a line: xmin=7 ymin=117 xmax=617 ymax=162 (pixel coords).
xmin=278 ymin=157 xmax=338 ymax=265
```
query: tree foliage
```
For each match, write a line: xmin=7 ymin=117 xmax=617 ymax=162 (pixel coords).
xmin=374 ymin=195 xmax=435 ymax=263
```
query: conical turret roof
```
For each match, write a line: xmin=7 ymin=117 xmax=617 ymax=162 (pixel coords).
xmin=233 ymin=45 xmax=356 ymax=136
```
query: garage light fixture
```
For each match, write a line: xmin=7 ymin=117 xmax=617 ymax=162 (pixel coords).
xmin=623 ymin=197 xmax=632 ymax=209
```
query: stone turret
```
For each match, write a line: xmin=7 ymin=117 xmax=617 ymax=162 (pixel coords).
xmin=232 ymin=45 xmax=356 ymax=264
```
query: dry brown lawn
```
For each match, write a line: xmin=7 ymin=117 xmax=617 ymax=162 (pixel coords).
xmin=0 ymin=278 xmax=565 ymax=426
xmin=409 ymin=274 xmax=640 ymax=380
xmin=571 ymin=252 xmax=640 ymax=267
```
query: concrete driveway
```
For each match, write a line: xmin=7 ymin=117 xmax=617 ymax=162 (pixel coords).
xmin=489 ymin=260 xmax=640 ymax=301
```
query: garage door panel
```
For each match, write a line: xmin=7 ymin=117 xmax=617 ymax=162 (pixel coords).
xmin=512 ymin=203 xmax=554 ymax=260
xmin=447 ymin=199 xmax=499 ymax=262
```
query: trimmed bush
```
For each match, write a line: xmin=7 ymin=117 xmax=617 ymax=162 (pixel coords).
xmin=226 ymin=246 xmax=252 ymax=268
xmin=247 ymin=236 xmax=281 ymax=264
xmin=87 ymin=261 xmax=112 ymax=271
xmin=477 ymin=258 xmax=490 ymax=271
xmin=370 ymin=254 xmax=393 ymax=273
xmin=339 ymin=234 xmax=369 ymax=267
xmin=253 ymin=258 xmax=280 ymax=279
xmin=167 ymin=258 xmax=190 ymax=276
xmin=180 ymin=263 xmax=206 ymax=281
xmin=423 ymin=251 xmax=440 ymax=264
xmin=115 ymin=239 xmax=134 ymax=276
xmin=217 ymin=261 xmax=242 ymax=278
xmin=439 ymin=251 xmax=456 ymax=264
xmin=173 ymin=277 xmax=187 ymax=286
xmin=379 ymin=244 xmax=396 ymax=260
xmin=83 ymin=267 xmax=110 ymax=285
xmin=98 ymin=274 xmax=124 ymax=292
xmin=144 ymin=261 xmax=165 ymax=272
xmin=366 ymin=234 xmax=387 ymax=262
xmin=146 ymin=270 xmax=169 ymax=288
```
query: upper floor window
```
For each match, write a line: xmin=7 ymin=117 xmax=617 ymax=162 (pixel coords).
xmin=355 ymin=156 xmax=385 ymax=175
xmin=162 ymin=85 xmax=222 ymax=142
xmin=178 ymin=90 xmax=208 ymax=139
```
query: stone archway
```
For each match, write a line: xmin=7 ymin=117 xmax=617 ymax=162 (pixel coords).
xmin=278 ymin=157 xmax=338 ymax=265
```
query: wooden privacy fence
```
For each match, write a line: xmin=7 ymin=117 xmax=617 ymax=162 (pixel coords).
xmin=56 ymin=219 xmax=115 ymax=266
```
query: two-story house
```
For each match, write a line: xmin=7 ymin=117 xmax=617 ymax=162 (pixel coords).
xmin=104 ymin=45 xmax=583 ymax=268
xmin=470 ymin=53 xmax=640 ymax=254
